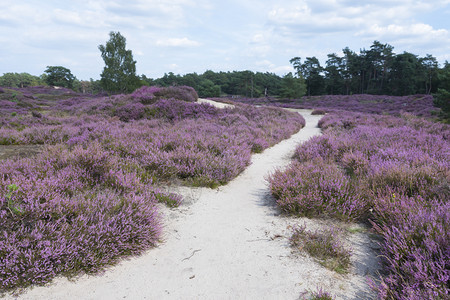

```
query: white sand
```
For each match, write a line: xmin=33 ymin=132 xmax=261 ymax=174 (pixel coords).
xmin=7 ymin=107 xmax=380 ymax=300
xmin=197 ymin=98 xmax=235 ymax=109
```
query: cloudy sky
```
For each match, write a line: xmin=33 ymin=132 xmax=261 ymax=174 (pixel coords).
xmin=1 ymin=0 xmax=449 ymax=80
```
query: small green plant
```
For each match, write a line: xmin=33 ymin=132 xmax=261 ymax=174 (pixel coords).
xmin=190 ymin=176 xmax=220 ymax=189
xmin=291 ymin=225 xmax=351 ymax=274
xmin=10 ymin=91 xmax=19 ymax=102
xmin=11 ymin=112 xmax=17 ymax=117
xmin=347 ymin=226 xmax=366 ymax=234
xmin=5 ymin=184 xmax=23 ymax=216
xmin=154 ymin=191 xmax=181 ymax=208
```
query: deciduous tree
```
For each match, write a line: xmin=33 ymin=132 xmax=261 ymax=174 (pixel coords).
xmin=44 ymin=66 xmax=76 ymax=88
xmin=98 ymin=31 xmax=140 ymax=93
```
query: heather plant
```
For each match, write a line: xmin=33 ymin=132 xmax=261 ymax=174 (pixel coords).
xmin=269 ymin=161 xmax=367 ymax=221
xmin=153 ymin=85 xmax=198 ymax=103
xmin=224 ymin=93 xmax=439 ymax=118
xmin=0 ymin=86 xmax=305 ymax=291
xmin=371 ymin=200 xmax=449 ymax=299
xmin=291 ymin=225 xmax=351 ymax=274
xmin=307 ymin=288 xmax=335 ymax=300
xmin=0 ymin=188 xmax=161 ymax=290
xmin=130 ymin=85 xmax=160 ymax=104
xmin=269 ymin=110 xmax=449 ymax=298
xmin=0 ymin=143 xmax=169 ymax=291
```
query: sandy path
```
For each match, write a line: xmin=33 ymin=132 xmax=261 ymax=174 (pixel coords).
xmin=9 ymin=109 xmax=379 ymax=300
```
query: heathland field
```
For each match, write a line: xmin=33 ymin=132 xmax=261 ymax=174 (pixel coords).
xmin=0 ymin=86 xmax=448 ymax=299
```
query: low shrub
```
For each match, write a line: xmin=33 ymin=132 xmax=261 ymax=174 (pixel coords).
xmin=290 ymin=225 xmax=351 ymax=274
xmin=154 ymin=85 xmax=198 ymax=102
xmin=311 ymin=109 xmax=327 ymax=115
xmin=269 ymin=161 xmax=367 ymax=221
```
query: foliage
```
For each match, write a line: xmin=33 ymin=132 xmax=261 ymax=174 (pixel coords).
xmin=44 ymin=66 xmax=76 ymax=89
xmin=434 ymin=62 xmax=450 ymax=122
xmin=290 ymin=56 xmax=325 ymax=96
xmin=280 ymin=72 xmax=306 ymax=99
xmin=0 ymin=73 xmax=44 ymax=88
xmin=290 ymin=41 xmax=444 ymax=96
xmin=98 ymin=31 xmax=140 ymax=93
xmin=197 ymin=79 xmax=221 ymax=98
xmin=434 ymin=89 xmax=450 ymax=122
xmin=151 ymin=70 xmax=283 ymax=98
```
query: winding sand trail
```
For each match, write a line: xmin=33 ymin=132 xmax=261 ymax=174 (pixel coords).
xmin=10 ymin=108 xmax=379 ymax=300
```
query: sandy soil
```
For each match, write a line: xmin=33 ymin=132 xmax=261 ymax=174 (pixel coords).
xmin=197 ymin=98 xmax=235 ymax=109
xmin=0 ymin=145 xmax=44 ymax=161
xmin=6 ymin=107 xmax=381 ymax=300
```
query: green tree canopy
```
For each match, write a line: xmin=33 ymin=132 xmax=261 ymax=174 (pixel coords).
xmin=0 ymin=72 xmax=44 ymax=88
xmin=44 ymin=66 xmax=76 ymax=88
xmin=280 ymin=72 xmax=306 ymax=99
xmin=99 ymin=31 xmax=140 ymax=93
xmin=197 ymin=79 xmax=221 ymax=97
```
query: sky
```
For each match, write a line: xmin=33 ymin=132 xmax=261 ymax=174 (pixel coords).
xmin=1 ymin=0 xmax=450 ymax=80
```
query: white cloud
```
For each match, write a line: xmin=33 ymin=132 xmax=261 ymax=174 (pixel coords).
xmin=266 ymin=0 xmax=448 ymax=35
xmin=358 ymin=23 xmax=450 ymax=51
xmin=362 ymin=23 xmax=448 ymax=38
xmin=1 ymin=0 xmax=449 ymax=79
xmin=252 ymin=34 xmax=265 ymax=43
xmin=156 ymin=37 xmax=201 ymax=47
xmin=270 ymin=65 xmax=294 ymax=74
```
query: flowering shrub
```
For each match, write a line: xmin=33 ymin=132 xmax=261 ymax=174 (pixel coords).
xmin=0 ymin=86 xmax=305 ymax=291
xmin=114 ymin=102 xmax=146 ymax=122
xmin=269 ymin=161 xmax=367 ymax=221
xmin=371 ymin=200 xmax=449 ymax=299
xmin=130 ymin=86 xmax=161 ymax=104
xmin=153 ymin=85 xmax=198 ymax=103
xmin=0 ymin=150 xmax=162 ymax=290
xmin=268 ymin=110 xmax=450 ymax=298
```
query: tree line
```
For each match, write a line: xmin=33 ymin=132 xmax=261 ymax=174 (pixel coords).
xmin=290 ymin=41 xmax=447 ymax=97
xmin=0 ymin=33 xmax=448 ymax=119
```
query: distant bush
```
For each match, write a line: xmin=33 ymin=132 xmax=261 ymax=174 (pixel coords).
xmin=311 ymin=109 xmax=327 ymax=115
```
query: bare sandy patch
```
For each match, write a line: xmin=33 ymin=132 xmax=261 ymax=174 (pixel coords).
xmin=197 ymin=98 xmax=235 ymax=109
xmin=0 ymin=145 xmax=44 ymax=161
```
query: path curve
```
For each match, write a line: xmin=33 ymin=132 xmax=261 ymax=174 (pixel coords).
xmin=9 ymin=109 xmax=378 ymax=300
